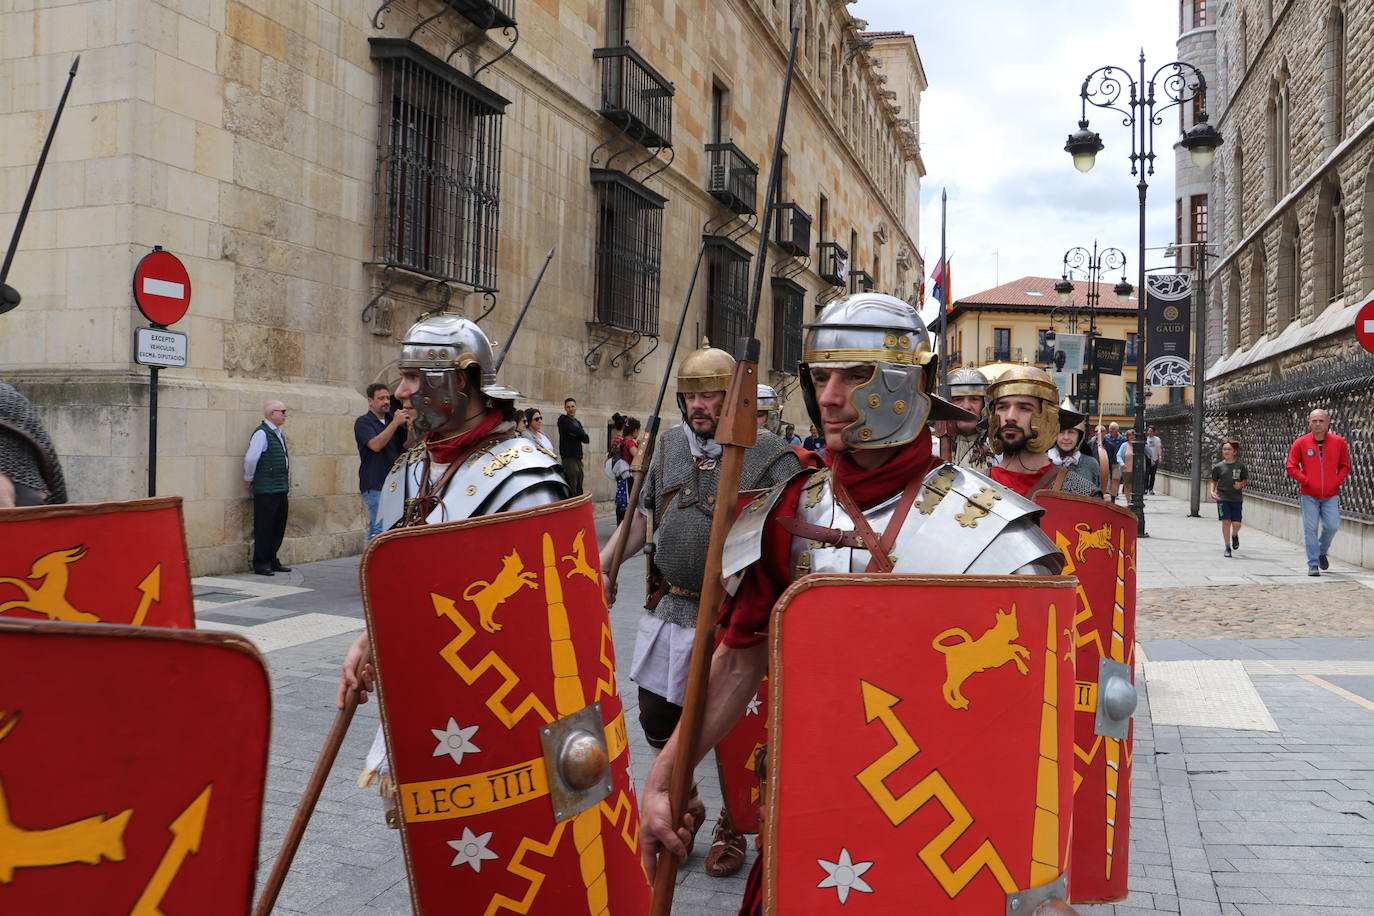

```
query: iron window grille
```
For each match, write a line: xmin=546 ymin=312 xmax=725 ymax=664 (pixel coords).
xmin=370 ymin=38 xmax=507 ymax=292
xmin=775 ymin=202 xmax=812 ymax=257
xmin=594 ymin=45 xmax=674 ymax=149
xmin=817 ymin=241 xmax=847 ymax=286
xmin=848 ymin=269 xmax=874 ymax=294
xmin=770 ymin=278 xmax=805 ymax=373
xmin=591 ymin=168 xmax=665 ymax=334
xmin=705 ymin=142 xmax=758 ymax=214
xmin=704 ymin=235 xmax=752 ymax=356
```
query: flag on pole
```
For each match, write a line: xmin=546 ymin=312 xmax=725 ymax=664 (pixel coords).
xmin=931 ymin=257 xmax=952 ymax=310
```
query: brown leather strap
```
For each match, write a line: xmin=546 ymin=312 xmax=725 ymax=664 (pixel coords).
xmin=828 ymin=474 xmax=924 ymax=574
xmin=1027 ymin=463 xmax=1069 ymax=498
xmin=778 ymin=517 xmax=864 ymax=549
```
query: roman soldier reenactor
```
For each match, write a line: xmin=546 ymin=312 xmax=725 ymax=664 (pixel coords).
xmin=636 ymin=294 xmax=1070 ymax=913
xmin=985 ymin=366 xmax=1098 ymax=498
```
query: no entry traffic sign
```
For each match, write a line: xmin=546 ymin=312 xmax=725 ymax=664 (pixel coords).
xmin=1358 ymin=297 xmax=1374 ymax=355
xmin=133 ymin=247 xmax=191 ymax=326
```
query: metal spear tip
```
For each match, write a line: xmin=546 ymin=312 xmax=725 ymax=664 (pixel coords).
xmin=0 ymin=284 xmax=19 ymax=316
xmin=70 ymin=55 xmax=80 ymax=76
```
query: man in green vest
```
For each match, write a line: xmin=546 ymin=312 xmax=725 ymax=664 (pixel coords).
xmin=243 ymin=400 xmax=291 ymax=575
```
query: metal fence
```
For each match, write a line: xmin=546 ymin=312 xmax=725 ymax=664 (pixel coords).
xmin=594 ymin=45 xmax=674 ymax=149
xmin=1148 ymin=350 xmax=1374 ymax=520
xmin=706 ymin=142 xmax=757 ymax=215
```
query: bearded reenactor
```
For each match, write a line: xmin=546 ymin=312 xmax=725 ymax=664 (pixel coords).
xmin=636 ymin=294 xmax=1066 ymax=912
xmin=600 ymin=341 xmax=799 ymax=879
xmin=336 ymin=313 xmax=568 ymax=817
xmin=943 ymin=366 xmax=992 ymax=471
xmin=985 ymin=366 xmax=1097 ymax=498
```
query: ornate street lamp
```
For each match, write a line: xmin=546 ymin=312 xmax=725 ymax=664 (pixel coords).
xmin=1065 ymin=52 xmax=1221 ymax=536
xmin=1049 ymin=242 xmax=1128 ymax=422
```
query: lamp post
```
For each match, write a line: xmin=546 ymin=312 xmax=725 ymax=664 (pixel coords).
xmin=1065 ymin=51 xmax=1222 ymax=536
xmin=1047 ymin=242 xmax=1131 ymax=426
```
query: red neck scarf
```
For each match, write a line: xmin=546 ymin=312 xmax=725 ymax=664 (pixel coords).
xmin=426 ymin=409 xmax=506 ymax=465
xmin=830 ymin=433 xmax=940 ymax=510
xmin=988 ymin=464 xmax=1047 ymax=496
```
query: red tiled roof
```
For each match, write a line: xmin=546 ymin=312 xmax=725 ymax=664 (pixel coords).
xmin=954 ymin=276 xmax=1138 ymax=311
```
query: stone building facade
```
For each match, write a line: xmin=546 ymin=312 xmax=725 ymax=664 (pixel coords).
xmin=1163 ymin=0 xmax=1374 ymax=565
xmin=0 ymin=0 xmax=923 ymax=573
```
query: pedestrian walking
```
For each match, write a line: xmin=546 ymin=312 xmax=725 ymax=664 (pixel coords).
xmin=522 ymin=407 xmax=553 ymax=452
xmin=1145 ymin=424 xmax=1163 ymax=494
xmin=1285 ymin=408 xmax=1351 ymax=576
xmin=1209 ymin=439 xmax=1247 ymax=558
xmin=1116 ymin=429 xmax=1138 ymax=505
xmin=612 ymin=417 xmax=640 ymax=524
xmin=243 ymin=401 xmax=291 ymax=575
xmin=1104 ymin=422 xmax=1125 ymax=502
xmin=557 ymin=396 xmax=590 ymax=493
xmin=354 ymin=383 xmax=408 ymax=540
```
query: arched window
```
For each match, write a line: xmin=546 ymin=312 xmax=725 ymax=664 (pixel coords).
xmin=1266 ymin=66 xmax=1290 ymax=202
xmin=1247 ymin=245 xmax=1267 ymax=345
xmin=1315 ymin=181 xmax=1346 ymax=307
xmin=1226 ymin=266 xmax=1242 ymax=353
xmin=1239 ymin=12 xmax=1249 ymax=68
xmin=1362 ymin=166 xmax=1374 ymax=296
xmin=1276 ymin=214 xmax=1298 ymax=329
xmin=1232 ymin=136 xmax=1246 ymax=236
xmin=1327 ymin=3 xmax=1347 ymax=146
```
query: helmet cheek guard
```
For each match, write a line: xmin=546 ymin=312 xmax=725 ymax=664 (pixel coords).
xmin=845 ymin=365 xmax=932 ymax=448
xmin=412 ymin=370 xmax=467 ymax=434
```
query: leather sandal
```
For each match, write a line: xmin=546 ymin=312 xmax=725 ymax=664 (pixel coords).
xmin=704 ymin=807 xmax=747 ymax=877
xmin=685 ymin=795 xmax=707 ymax=857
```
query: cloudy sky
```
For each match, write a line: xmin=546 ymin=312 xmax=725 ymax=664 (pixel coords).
xmin=850 ymin=0 xmax=1183 ymax=326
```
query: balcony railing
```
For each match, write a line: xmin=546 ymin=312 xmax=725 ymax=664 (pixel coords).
xmin=595 ymin=45 xmax=674 ymax=149
xmin=440 ymin=0 xmax=516 ymax=29
xmin=849 ymin=269 xmax=874 ymax=294
xmin=985 ymin=346 xmax=1023 ymax=363
xmin=946 ymin=350 xmax=960 ymax=367
xmin=817 ymin=241 xmax=847 ymax=286
xmin=705 ymin=142 xmax=757 ymax=214
xmin=774 ymin=202 xmax=811 ymax=257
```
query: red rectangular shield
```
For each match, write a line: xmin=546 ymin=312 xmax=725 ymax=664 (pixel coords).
xmin=0 ymin=620 xmax=269 ymax=914
xmin=0 ymin=497 xmax=195 ymax=628
xmin=361 ymin=496 xmax=650 ymax=914
xmin=766 ymin=575 xmax=1078 ymax=914
xmin=1035 ymin=491 xmax=1138 ymax=903
xmin=716 ymin=642 xmax=768 ymax=834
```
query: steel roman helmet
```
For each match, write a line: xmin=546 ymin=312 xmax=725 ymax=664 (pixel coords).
xmin=799 ymin=293 xmax=966 ymax=450
xmin=675 ymin=338 xmax=735 ymax=423
xmin=398 ymin=314 xmax=522 ymax=433
xmin=946 ymin=366 xmax=990 ymax=400
xmin=756 ymin=383 xmax=783 ymax=434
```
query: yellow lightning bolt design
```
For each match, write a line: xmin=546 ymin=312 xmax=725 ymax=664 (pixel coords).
xmin=598 ymin=790 xmax=639 ymax=855
xmin=856 ymin=680 xmax=1016 ymax=897
xmin=483 ymin=820 xmax=568 ymax=916
xmin=433 ymin=593 xmax=554 ymax=729
xmin=594 ymin=623 xmax=617 ymax=702
xmin=1030 ymin=603 xmax=1063 ymax=887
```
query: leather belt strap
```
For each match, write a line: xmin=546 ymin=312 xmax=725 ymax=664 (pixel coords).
xmin=1027 ymin=463 xmax=1069 ymax=498
xmin=787 ymin=474 xmax=925 ymax=575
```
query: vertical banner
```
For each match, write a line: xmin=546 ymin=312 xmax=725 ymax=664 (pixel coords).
xmin=1144 ymin=274 xmax=1193 ymax=387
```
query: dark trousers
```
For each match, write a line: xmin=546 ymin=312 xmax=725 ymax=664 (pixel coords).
xmin=561 ymin=456 xmax=585 ymax=494
xmin=252 ymin=491 xmax=289 ymax=570
xmin=1146 ymin=459 xmax=1158 ymax=492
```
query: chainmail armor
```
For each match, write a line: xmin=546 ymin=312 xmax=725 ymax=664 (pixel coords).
xmin=0 ymin=382 xmax=66 ymax=504
xmin=643 ymin=426 xmax=799 ymax=628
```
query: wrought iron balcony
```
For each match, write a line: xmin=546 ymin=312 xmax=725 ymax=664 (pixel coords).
xmin=595 ymin=45 xmax=674 ymax=149
xmin=849 ymin=269 xmax=874 ymax=294
xmin=817 ymin=241 xmax=848 ymax=286
xmin=985 ymin=346 xmax=1023 ymax=363
xmin=440 ymin=0 xmax=515 ymax=29
xmin=774 ymin=202 xmax=811 ymax=257
xmin=705 ymin=142 xmax=757 ymax=214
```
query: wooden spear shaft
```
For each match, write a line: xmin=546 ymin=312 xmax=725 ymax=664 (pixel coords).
xmin=252 ymin=690 xmax=359 ymax=916
xmin=649 ymin=10 xmax=801 ymax=912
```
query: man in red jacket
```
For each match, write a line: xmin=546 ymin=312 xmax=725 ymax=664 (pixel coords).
xmin=1285 ymin=408 xmax=1351 ymax=576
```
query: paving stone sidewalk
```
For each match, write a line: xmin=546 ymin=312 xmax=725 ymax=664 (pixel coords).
xmin=218 ymin=492 xmax=1374 ymax=914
